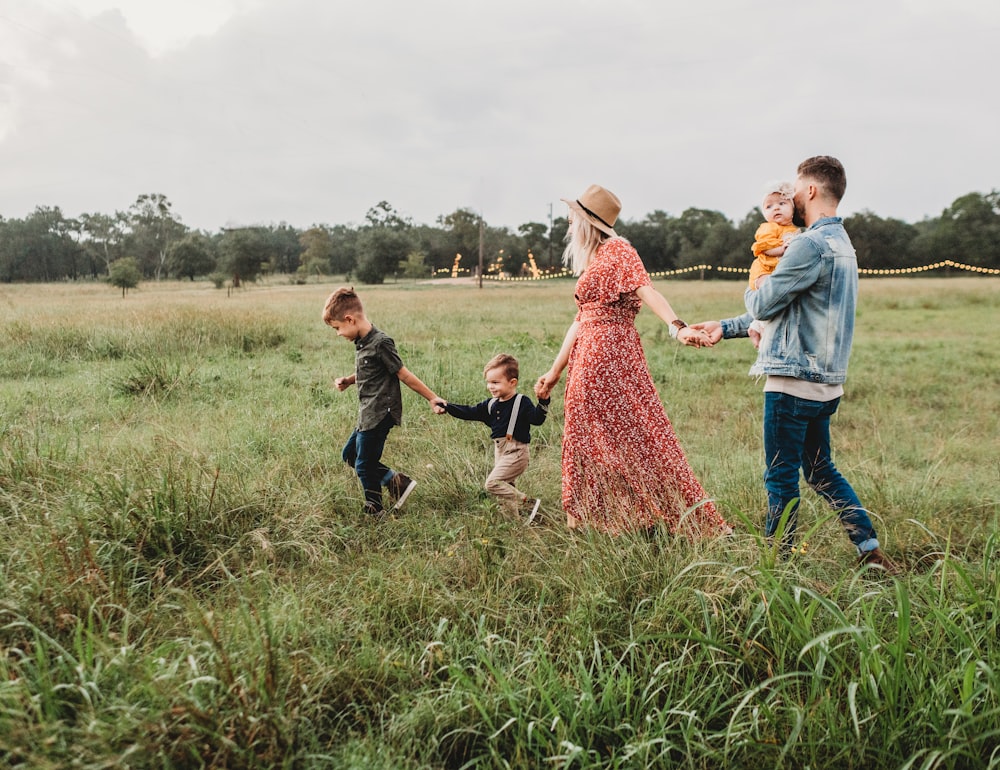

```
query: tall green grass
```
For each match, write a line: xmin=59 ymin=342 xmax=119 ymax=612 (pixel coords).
xmin=0 ymin=277 xmax=997 ymax=768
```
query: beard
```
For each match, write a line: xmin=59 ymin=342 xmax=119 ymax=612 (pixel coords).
xmin=792 ymin=204 xmax=806 ymax=228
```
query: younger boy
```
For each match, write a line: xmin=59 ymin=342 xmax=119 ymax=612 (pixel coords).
xmin=322 ymin=287 xmax=444 ymax=519
xmin=435 ymin=354 xmax=549 ymax=523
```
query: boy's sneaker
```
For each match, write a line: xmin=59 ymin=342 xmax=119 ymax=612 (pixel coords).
xmin=525 ymin=498 xmax=542 ymax=525
xmin=387 ymin=472 xmax=417 ymax=510
xmin=858 ymin=547 xmax=900 ymax=575
xmin=363 ymin=501 xmax=386 ymax=521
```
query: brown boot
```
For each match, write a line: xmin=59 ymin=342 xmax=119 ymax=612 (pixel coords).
xmin=858 ymin=547 xmax=900 ymax=575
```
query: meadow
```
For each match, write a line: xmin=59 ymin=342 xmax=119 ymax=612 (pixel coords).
xmin=0 ymin=276 xmax=998 ymax=769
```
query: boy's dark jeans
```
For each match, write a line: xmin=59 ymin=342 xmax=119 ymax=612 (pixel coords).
xmin=342 ymin=414 xmax=395 ymax=511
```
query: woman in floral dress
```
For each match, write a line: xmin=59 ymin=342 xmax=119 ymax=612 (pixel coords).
xmin=535 ymin=185 xmax=730 ymax=537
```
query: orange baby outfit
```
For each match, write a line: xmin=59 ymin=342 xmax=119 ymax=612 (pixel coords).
xmin=749 ymin=222 xmax=799 ymax=289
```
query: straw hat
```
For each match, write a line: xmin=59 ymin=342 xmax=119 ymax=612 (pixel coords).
xmin=562 ymin=184 xmax=621 ymax=237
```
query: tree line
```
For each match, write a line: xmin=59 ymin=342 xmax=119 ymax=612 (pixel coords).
xmin=1 ymin=190 xmax=998 ymax=286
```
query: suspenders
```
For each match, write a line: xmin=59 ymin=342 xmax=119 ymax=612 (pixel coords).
xmin=488 ymin=394 xmax=523 ymax=440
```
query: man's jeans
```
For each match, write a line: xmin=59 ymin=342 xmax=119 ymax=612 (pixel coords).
xmin=342 ymin=414 xmax=396 ymax=511
xmin=763 ymin=392 xmax=879 ymax=554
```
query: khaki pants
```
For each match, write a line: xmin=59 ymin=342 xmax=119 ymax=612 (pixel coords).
xmin=485 ymin=437 xmax=529 ymax=513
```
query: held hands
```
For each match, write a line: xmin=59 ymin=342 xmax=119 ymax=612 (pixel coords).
xmin=534 ymin=370 xmax=559 ymax=400
xmin=677 ymin=326 xmax=714 ymax=348
xmin=430 ymin=397 xmax=448 ymax=415
xmin=688 ymin=321 xmax=723 ymax=345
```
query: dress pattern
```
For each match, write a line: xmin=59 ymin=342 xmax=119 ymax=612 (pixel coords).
xmin=561 ymin=238 xmax=730 ymax=536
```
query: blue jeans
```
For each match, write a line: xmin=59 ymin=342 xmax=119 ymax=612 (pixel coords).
xmin=342 ymin=415 xmax=396 ymax=511
xmin=763 ymin=392 xmax=879 ymax=554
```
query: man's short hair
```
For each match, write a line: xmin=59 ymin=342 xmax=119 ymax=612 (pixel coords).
xmin=322 ymin=287 xmax=364 ymax=324
xmin=798 ymin=156 xmax=847 ymax=203
xmin=484 ymin=353 xmax=519 ymax=381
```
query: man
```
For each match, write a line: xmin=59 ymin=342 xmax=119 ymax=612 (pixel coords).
xmin=694 ymin=156 xmax=896 ymax=571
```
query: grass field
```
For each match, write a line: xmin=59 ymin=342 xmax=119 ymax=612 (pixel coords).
xmin=0 ymin=276 xmax=998 ymax=769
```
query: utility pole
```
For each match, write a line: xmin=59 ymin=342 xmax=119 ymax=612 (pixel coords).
xmin=478 ymin=215 xmax=484 ymax=289
xmin=548 ymin=202 xmax=553 ymax=269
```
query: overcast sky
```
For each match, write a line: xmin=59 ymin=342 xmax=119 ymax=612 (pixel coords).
xmin=1 ymin=0 xmax=997 ymax=232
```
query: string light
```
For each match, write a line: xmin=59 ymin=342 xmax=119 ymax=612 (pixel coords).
xmin=477 ymin=258 xmax=999 ymax=281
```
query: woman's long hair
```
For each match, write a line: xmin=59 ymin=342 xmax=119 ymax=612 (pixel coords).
xmin=562 ymin=214 xmax=610 ymax=275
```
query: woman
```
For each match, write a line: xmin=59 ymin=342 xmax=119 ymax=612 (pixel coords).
xmin=535 ymin=184 xmax=730 ymax=537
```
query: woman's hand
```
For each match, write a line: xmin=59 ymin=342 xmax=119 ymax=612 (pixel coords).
xmin=677 ymin=326 xmax=714 ymax=348
xmin=535 ymin=370 xmax=560 ymax=399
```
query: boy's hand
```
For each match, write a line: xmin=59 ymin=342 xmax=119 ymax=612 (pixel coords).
xmin=334 ymin=376 xmax=354 ymax=391
xmin=534 ymin=373 xmax=556 ymax=400
xmin=430 ymin=397 xmax=448 ymax=415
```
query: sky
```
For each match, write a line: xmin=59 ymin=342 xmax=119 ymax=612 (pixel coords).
xmin=1 ymin=0 xmax=998 ymax=233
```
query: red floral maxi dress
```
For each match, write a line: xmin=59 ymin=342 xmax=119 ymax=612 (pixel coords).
xmin=561 ymin=237 xmax=730 ymax=536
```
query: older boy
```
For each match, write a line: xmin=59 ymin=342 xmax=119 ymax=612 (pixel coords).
xmin=323 ymin=287 xmax=444 ymax=519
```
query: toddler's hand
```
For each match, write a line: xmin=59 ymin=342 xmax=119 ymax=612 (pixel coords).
xmin=748 ymin=328 xmax=762 ymax=349
xmin=334 ymin=376 xmax=352 ymax=391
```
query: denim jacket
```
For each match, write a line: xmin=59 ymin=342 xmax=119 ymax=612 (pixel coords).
xmin=721 ymin=217 xmax=857 ymax=384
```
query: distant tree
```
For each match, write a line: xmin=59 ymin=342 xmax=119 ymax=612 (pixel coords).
xmin=167 ymin=233 xmax=217 ymax=280
xmin=355 ymin=203 xmax=413 ymax=283
xmin=518 ymin=222 xmax=549 ymax=267
xmin=299 ymin=227 xmax=334 ymax=274
xmin=218 ymin=226 xmax=272 ymax=285
xmin=79 ymin=211 xmax=127 ymax=276
xmin=844 ymin=211 xmax=918 ymax=270
xmin=126 ymin=194 xmax=187 ymax=279
xmin=933 ymin=191 xmax=1000 ymax=267
xmin=366 ymin=200 xmax=411 ymax=231
xmin=674 ymin=208 xmax=739 ymax=272
xmin=267 ymin=223 xmax=304 ymax=273
xmin=355 ymin=227 xmax=410 ymax=284
xmin=617 ymin=210 xmax=679 ymax=273
xmin=108 ymin=257 xmax=141 ymax=297
xmin=327 ymin=224 xmax=359 ymax=275
xmin=400 ymin=250 xmax=429 ymax=279
xmin=0 ymin=207 xmax=83 ymax=282
xmin=437 ymin=208 xmax=482 ymax=270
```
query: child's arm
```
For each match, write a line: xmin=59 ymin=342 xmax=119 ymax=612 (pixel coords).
xmin=334 ymin=373 xmax=356 ymax=391
xmin=529 ymin=397 xmax=550 ymax=425
xmin=442 ymin=401 xmax=490 ymax=423
xmin=396 ymin=366 xmax=445 ymax=413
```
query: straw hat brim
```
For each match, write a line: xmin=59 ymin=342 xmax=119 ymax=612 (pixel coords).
xmin=561 ymin=197 xmax=618 ymax=237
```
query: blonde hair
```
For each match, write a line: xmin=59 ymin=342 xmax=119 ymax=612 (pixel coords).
xmin=761 ymin=180 xmax=795 ymax=208
xmin=562 ymin=215 xmax=613 ymax=275
xmin=322 ymin=286 xmax=364 ymax=324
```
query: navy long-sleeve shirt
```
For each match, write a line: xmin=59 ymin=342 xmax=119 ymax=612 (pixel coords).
xmin=444 ymin=394 xmax=549 ymax=443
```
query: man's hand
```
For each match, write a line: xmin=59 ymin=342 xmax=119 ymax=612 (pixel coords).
xmin=678 ymin=326 xmax=714 ymax=348
xmin=689 ymin=321 xmax=723 ymax=345
xmin=430 ymin=397 xmax=448 ymax=415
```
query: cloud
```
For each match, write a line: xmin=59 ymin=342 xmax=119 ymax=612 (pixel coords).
xmin=0 ymin=0 xmax=997 ymax=231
